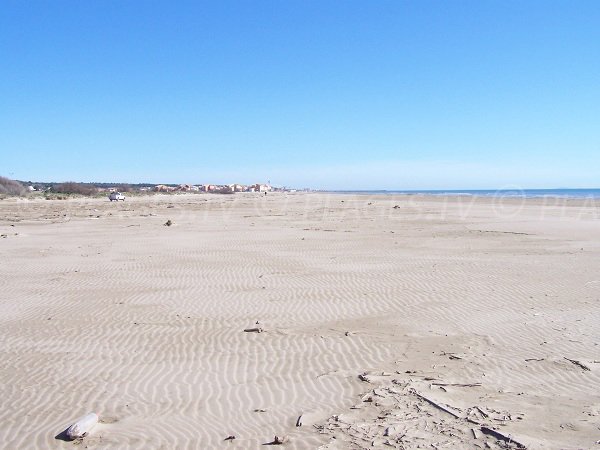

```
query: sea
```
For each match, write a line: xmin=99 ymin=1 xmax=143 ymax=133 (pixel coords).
xmin=326 ymin=189 xmax=600 ymax=199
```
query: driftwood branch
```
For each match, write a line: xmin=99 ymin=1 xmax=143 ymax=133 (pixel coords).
xmin=564 ymin=357 xmax=590 ymax=371
xmin=410 ymin=389 xmax=462 ymax=419
xmin=431 ymin=382 xmax=482 ymax=387
xmin=480 ymin=426 xmax=526 ymax=448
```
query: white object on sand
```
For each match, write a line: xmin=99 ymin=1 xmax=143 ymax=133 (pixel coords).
xmin=66 ymin=412 xmax=98 ymax=439
xmin=244 ymin=327 xmax=263 ymax=333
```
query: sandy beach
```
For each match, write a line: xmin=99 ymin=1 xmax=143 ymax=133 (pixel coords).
xmin=1 ymin=192 xmax=599 ymax=449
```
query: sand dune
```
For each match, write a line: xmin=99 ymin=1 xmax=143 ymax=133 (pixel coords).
xmin=0 ymin=193 xmax=599 ymax=449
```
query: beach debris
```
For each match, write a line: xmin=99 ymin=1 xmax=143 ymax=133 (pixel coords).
xmin=244 ymin=327 xmax=263 ymax=333
xmin=253 ymin=408 xmax=267 ymax=413
xmin=296 ymin=414 xmax=303 ymax=427
xmin=65 ymin=412 xmax=99 ymax=440
xmin=480 ymin=426 xmax=526 ymax=448
xmin=358 ymin=373 xmax=371 ymax=383
xmin=411 ymin=389 xmax=463 ymax=419
xmin=269 ymin=435 xmax=288 ymax=445
xmin=469 ymin=406 xmax=514 ymax=423
xmin=319 ymin=375 xmax=529 ymax=448
xmin=358 ymin=371 xmax=393 ymax=384
xmin=393 ymin=205 xmax=400 ymax=209
xmin=164 ymin=219 xmax=172 ymax=226
xmin=431 ymin=382 xmax=482 ymax=388
xmin=440 ymin=351 xmax=464 ymax=360
xmin=564 ymin=357 xmax=591 ymax=371
xmin=224 ymin=435 xmax=236 ymax=441
xmin=475 ymin=406 xmax=489 ymax=418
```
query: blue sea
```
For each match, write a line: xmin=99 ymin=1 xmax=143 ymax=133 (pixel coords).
xmin=326 ymin=189 xmax=600 ymax=199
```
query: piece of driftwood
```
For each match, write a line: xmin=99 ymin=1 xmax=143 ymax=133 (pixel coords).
xmin=358 ymin=373 xmax=371 ymax=382
xmin=476 ymin=406 xmax=489 ymax=418
xmin=224 ymin=435 xmax=236 ymax=441
xmin=361 ymin=393 xmax=373 ymax=402
xmin=480 ymin=426 xmax=526 ymax=448
xmin=440 ymin=351 xmax=463 ymax=360
xmin=65 ymin=412 xmax=98 ymax=440
xmin=410 ymin=390 xmax=462 ymax=419
xmin=432 ymin=382 xmax=482 ymax=387
xmin=296 ymin=414 xmax=303 ymax=427
xmin=244 ymin=327 xmax=263 ymax=333
xmin=164 ymin=219 xmax=172 ymax=226
xmin=564 ymin=357 xmax=590 ymax=371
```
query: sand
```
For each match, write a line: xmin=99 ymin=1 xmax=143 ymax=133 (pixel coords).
xmin=0 ymin=192 xmax=599 ymax=449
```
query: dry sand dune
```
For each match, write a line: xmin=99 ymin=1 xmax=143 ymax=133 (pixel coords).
xmin=0 ymin=193 xmax=599 ymax=449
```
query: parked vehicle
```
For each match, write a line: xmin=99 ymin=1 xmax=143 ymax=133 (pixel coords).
xmin=109 ymin=192 xmax=125 ymax=201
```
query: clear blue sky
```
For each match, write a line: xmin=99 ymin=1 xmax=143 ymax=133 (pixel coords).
xmin=1 ymin=1 xmax=598 ymax=189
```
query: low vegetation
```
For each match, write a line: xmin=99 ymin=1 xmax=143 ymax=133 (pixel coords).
xmin=0 ymin=176 xmax=27 ymax=196
xmin=51 ymin=182 xmax=96 ymax=196
xmin=114 ymin=184 xmax=132 ymax=193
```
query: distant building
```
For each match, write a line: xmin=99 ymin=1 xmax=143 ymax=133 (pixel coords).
xmin=154 ymin=184 xmax=175 ymax=192
xmin=253 ymin=184 xmax=272 ymax=192
xmin=174 ymin=184 xmax=198 ymax=192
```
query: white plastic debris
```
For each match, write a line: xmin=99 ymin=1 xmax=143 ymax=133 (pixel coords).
xmin=66 ymin=412 xmax=98 ymax=439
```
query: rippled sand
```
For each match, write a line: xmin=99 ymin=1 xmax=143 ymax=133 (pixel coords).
xmin=0 ymin=193 xmax=599 ymax=449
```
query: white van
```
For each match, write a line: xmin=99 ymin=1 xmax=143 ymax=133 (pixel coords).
xmin=109 ymin=192 xmax=125 ymax=201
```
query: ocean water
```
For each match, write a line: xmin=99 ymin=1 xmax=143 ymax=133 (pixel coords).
xmin=327 ymin=189 xmax=600 ymax=199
